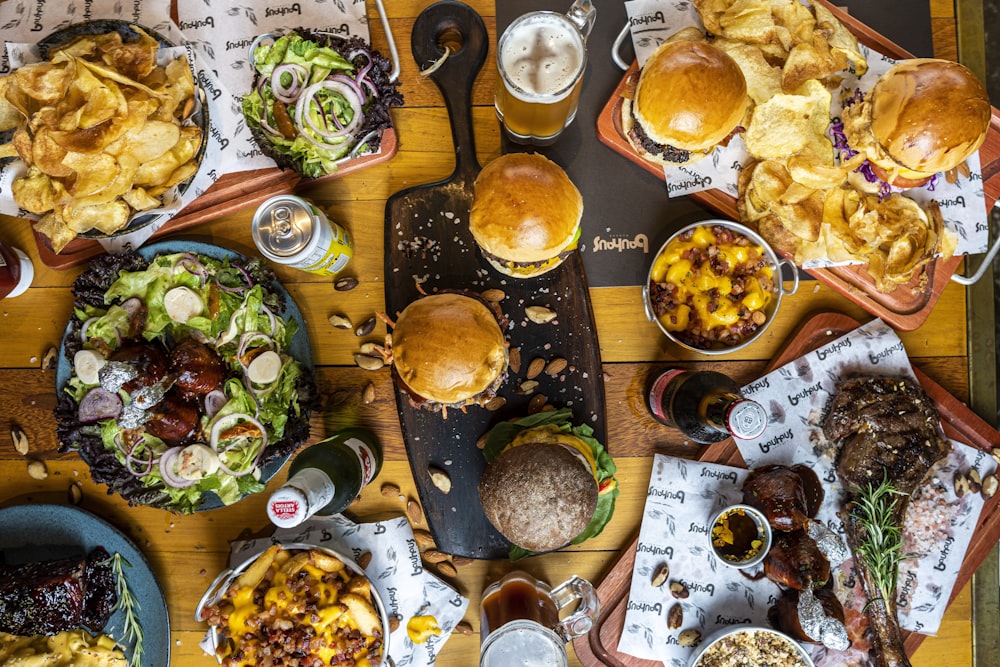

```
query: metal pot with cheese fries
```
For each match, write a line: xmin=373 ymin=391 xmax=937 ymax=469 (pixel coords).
xmin=195 ymin=542 xmax=392 ymax=667
xmin=642 ymin=220 xmax=798 ymax=355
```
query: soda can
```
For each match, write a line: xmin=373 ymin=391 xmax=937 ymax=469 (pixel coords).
xmin=251 ymin=195 xmax=353 ymax=276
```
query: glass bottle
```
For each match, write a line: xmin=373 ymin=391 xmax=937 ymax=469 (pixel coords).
xmin=267 ymin=427 xmax=384 ymax=528
xmin=0 ymin=242 xmax=34 ymax=300
xmin=647 ymin=368 xmax=767 ymax=444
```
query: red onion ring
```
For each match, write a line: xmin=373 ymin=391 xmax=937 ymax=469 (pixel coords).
xmin=159 ymin=446 xmax=197 ymax=488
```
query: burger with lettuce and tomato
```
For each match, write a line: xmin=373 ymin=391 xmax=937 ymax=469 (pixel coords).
xmin=478 ymin=409 xmax=618 ymax=559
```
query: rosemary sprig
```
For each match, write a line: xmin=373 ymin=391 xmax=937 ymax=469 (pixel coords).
xmin=851 ymin=473 xmax=907 ymax=610
xmin=106 ymin=552 xmax=145 ymax=667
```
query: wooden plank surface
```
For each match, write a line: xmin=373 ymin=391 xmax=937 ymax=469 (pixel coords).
xmin=0 ymin=0 xmax=981 ymax=666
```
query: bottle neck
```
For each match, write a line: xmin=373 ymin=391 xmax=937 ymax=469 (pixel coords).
xmin=267 ymin=468 xmax=336 ymax=528
xmin=703 ymin=393 xmax=767 ymax=439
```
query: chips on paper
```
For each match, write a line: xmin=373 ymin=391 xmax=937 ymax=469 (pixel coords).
xmin=0 ymin=26 xmax=204 ymax=252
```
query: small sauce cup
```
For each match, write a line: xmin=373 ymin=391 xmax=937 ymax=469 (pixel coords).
xmin=708 ymin=504 xmax=771 ymax=568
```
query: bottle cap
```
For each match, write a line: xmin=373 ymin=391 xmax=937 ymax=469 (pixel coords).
xmin=726 ymin=400 xmax=767 ymax=440
xmin=266 ymin=485 xmax=309 ymax=528
xmin=6 ymin=248 xmax=33 ymax=299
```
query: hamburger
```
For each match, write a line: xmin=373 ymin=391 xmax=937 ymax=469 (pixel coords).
xmin=622 ymin=37 xmax=749 ymax=167
xmin=469 ymin=153 xmax=583 ymax=278
xmin=840 ymin=58 xmax=991 ymax=189
xmin=388 ymin=292 xmax=508 ymax=414
xmin=478 ymin=409 xmax=618 ymax=558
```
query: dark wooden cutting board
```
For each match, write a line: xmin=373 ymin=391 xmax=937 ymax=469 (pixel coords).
xmin=383 ymin=0 xmax=607 ymax=560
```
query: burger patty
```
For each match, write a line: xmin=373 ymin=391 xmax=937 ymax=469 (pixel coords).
xmin=479 ymin=246 xmax=576 ymax=270
xmin=626 ymin=103 xmax=692 ymax=164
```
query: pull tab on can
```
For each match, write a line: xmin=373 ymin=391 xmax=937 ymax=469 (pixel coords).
xmin=252 ymin=194 xmax=353 ymax=276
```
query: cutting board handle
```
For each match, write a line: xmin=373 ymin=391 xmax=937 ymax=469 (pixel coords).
xmin=411 ymin=0 xmax=488 ymax=183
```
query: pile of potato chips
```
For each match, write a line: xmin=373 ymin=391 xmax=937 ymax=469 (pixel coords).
xmin=693 ymin=0 xmax=952 ymax=292
xmin=0 ymin=27 xmax=204 ymax=251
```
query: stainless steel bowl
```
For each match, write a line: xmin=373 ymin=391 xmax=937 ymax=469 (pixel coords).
xmin=689 ymin=626 xmax=815 ymax=667
xmin=195 ymin=542 xmax=392 ymax=665
xmin=707 ymin=504 xmax=772 ymax=569
xmin=642 ymin=220 xmax=798 ymax=355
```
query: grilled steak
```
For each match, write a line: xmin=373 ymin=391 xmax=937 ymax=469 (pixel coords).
xmin=0 ymin=546 xmax=116 ymax=636
xmin=823 ymin=375 xmax=950 ymax=667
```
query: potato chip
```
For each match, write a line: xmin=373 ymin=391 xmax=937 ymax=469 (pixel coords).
xmin=811 ymin=2 xmax=868 ymax=76
xmin=0 ymin=26 xmax=204 ymax=251
xmin=714 ymin=40 xmax=783 ymax=104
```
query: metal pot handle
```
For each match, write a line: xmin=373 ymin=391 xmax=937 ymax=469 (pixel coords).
xmin=778 ymin=258 xmax=800 ymax=295
xmin=949 ymin=212 xmax=1000 ymax=284
xmin=194 ymin=567 xmax=235 ymax=623
xmin=612 ymin=21 xmax=631 ymax=70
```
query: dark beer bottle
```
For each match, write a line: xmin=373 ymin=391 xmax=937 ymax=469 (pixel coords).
xmin=267 ymin=427 xmax=383 ymax=528
xmin=647 ymin=369 xmax=767 ymax=444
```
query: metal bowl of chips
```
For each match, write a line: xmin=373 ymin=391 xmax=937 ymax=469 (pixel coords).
xmin=2 ymin=20 xmax=208 ymax=250
xmin=196 ymin=542 xmax=392 ymax=665
xmin=642 ymin=220 xmax=798 ymax=355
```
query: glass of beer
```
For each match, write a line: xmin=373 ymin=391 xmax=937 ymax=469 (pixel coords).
xmin=495 ymin=0 xmax=596 ymax=145
xmin=479 ymin=570 xmax=600 ymax=667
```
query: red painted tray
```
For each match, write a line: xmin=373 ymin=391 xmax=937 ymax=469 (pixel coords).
xmin=572 ymin=311 xmax=1000 ymax=666
xmin=596 ymin=0 xmax=1000 ymax=331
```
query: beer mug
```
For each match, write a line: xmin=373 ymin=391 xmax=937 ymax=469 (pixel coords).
xmin=495 ymin=0 xmax=596 ymax=145
xmin=480 ymin=570 xmax=600 ymax=667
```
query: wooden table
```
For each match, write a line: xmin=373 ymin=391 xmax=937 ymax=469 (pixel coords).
xmin=0 ymin=1 xmax=983 ymax=665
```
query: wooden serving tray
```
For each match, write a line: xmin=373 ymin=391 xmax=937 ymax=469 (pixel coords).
xmin=596 ymin=0 xmax=1000 ymax=332
xmin=572 ymin=311 xmax=1000 ymax=666
xmin=32 ymin=127 xmax=398 ymax=270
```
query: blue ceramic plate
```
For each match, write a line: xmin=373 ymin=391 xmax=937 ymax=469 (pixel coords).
xmin=56 ymin=240 xmax=314 ymax=511
xmin=0 ymin=503 xmax=170 ymax=667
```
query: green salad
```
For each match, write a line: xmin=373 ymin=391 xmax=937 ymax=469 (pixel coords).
xmin=61 ymin=251 xmax=308 ymax=513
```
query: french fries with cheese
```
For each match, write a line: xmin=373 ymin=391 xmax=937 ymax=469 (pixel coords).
xmin=202 ymin=546 xmax=384 ymax=667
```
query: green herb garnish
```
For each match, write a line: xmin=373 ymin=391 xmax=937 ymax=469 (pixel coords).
xmin=851 ymin=474 xmax=907 ymax=610
xmin=106 ymin=552 xmax=144 ymax=667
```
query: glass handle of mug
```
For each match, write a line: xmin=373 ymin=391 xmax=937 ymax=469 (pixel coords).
xmin=550 ymin=575 xmax=600 ymax=641
xmin=565 ymin=0 xmax=596 ymax=42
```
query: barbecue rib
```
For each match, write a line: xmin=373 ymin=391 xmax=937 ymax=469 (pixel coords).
xmin=823 ymin=376 xmax=950 ymax=667
xmin=0 ymin=546 xmax=116 ymax=636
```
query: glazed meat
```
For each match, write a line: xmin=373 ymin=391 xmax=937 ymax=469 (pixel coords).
xmin=0 ymin=547 xmax=116 ymax=636
xmin=743 ymin=464 xmax=823 ymax=532
xmin=145 ymin=389 xmax=200 ymax=445
xmin=768 ymin=583 xmax=846 ymax=644
xmin=764 ymin=529 xmax=831 ymax=590
xmin=824 ymin=375 xmax=950 ymax=667
xmin=109 ymin=342 xmax=170 ymax=394
xmin=171 ymin=338 xmax=225 ymax=396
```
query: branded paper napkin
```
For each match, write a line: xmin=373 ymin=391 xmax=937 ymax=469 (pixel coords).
xmin=621 ymin=0 xmax=989 ymax=261
xmin=216 ymin=514 xmax=469 ymax=667
xmin=0 ymin=3 xmax=224 ymax=251
xmin=619 ymin=319 xmax=994 ymax=666
xmin=174 ymin=0 xmax=373 ymax=173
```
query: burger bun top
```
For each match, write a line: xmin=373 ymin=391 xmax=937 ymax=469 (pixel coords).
xmin=391 ymin=293 xmax=507 ymax=406
xmin=470 ymin=153 xmax=583 ymax=265
xmin=871 ymin=58 xmax=991 ymax=176
xmin=478 ymin=441 xmax=598 ymax=553
xmin=633 ymin=39 xmax=749 ymax=152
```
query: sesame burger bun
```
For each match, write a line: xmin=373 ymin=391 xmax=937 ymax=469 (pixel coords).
xmin=390 ymin=292 xmax=508 ymax=408
xmin=622 ymin=39 xmax=749 ymax=167
xmin=469 ymin=153 xmax=583 ymax=278
xmin=847 ymin=58 xmax=991 ymax=187
xmin=478 ymin=441 xmax=598 ymax=553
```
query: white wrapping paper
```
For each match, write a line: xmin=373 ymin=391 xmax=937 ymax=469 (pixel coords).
xmin=213 ymin=514 xmax=470 ymax=667
xmin=621 ymin=0 xmax=990 ymax=262
xmin=618 ymin=320 xmax=994 ymax=666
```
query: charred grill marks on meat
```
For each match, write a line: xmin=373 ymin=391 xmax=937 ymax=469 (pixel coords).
xmin=824 ymin=375 xmax=951 ymax=667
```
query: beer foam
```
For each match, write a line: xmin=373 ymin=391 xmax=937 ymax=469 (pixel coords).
xmin=499 ymin=14 xmax=584 ymax=99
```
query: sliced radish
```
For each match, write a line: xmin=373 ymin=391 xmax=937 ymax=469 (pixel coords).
xmin=74 ymin=349 xmax=107 ymax=385
xmin=163 ymin=286 xmax=203 ymax=323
